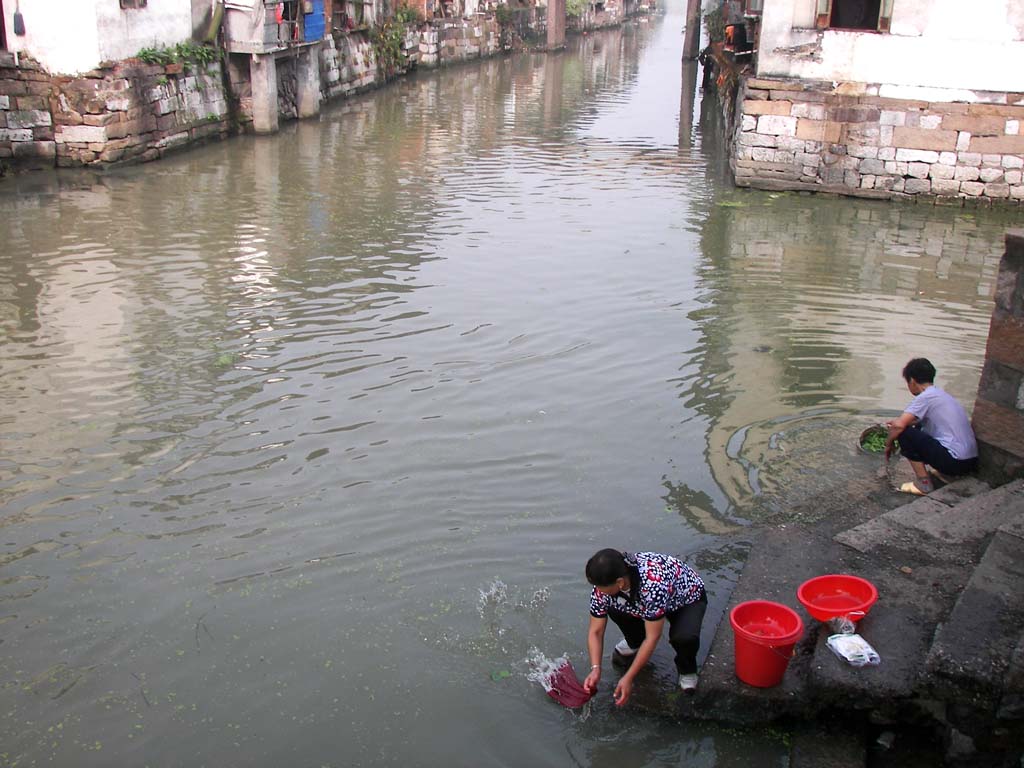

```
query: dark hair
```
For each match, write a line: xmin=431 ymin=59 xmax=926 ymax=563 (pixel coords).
xmin=586 ymin=548 xmax=628 ymax=586
xmin=902 ymin=358 xmax=936 ymax=385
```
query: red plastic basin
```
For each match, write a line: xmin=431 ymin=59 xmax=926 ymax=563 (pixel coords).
xmin=797 ymin=574 xmax=877 ymax=622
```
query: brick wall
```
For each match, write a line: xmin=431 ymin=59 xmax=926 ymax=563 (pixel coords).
xmin=1 ymin=52 xmax=232 ymax=172
xmin=974 ymin=230 xmax=1024 ymax=484
xmin=732 ymin=77 xmax=1024 ymax=206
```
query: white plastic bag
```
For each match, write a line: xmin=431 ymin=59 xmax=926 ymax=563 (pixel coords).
xmin=826 ymin=633 xmax=880 ymax=667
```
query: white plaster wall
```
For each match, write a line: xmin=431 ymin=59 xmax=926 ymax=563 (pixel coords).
xmin=95 ymin=0 xmax=193 ymax=65
xmin=2 ymin=0 xmax=193 ymax=74
xmin=2 ymin=0 xmax=101 ymax=74
xmin=758 ymin=0 xmax=1024 ymax=94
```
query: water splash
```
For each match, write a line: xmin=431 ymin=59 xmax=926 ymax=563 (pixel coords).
xmin=526 ymin=647 xmax=593 ymax=718
xmin=478 ymin=579 xmax=550 ymax=614
xmin=525 ymin=646 xmax=569 ymax=692
xmin=477 ymin=579 xmax=509 ymax=618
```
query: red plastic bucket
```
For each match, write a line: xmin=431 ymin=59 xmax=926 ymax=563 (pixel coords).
xmin=730 ymin=600 xmax=804 ymax=688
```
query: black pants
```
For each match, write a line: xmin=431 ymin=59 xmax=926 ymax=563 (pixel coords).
xmin=608 ymin=591 xmax=708 ymax=675
xmin=898 ymin=424 xmax=977 ymax=476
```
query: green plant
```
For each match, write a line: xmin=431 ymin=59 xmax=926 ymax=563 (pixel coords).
xmin=371 ymin=20 xmax=407 ymax=79
xmin=703 ymin=3 xmax=725 ymax=43
xmin=495 ymin=4 xmax=516 ymax=26
xmin=393 ymin=4 xmax=422 ymax=24
xmin=135 ymin=41 xmax=218 ymax=67
xmin=566 ymin=0 xmax=586 ymax=17
xmin=137 ymin=46 xmax=175 ymax=65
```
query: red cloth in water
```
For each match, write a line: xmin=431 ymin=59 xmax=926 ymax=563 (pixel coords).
xmin=546 ymin=659 xmax=594 ymax=708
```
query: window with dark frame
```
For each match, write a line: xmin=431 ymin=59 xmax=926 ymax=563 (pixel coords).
xmin=816 ymin=0 xmax=892 ymax=32
xmin=120 ymin=0 xmax=149 ymax=9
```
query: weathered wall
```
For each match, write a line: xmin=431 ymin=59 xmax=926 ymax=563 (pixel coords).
xmin=2 ymin=0 xmax=192 ymax=76
xmin=0 ymin=52 xmax=231 ymax=171
xmin=317 ymin=17 xmax=500 ymax=100
xmin=974 ymin=230 xmax=1024 ymax=484
xmin=568 ymin=0 xmax=622 ymax=32
xmin=732 ymin=76 xmax=1024 ymax=205
xmin=758 ymin=0 xmax=1024 ymax=95
xmin=410 ymin=24 xmax=440 ymax=68
xmin=320 ymin=34 xmax=378 ymax=100
xmin=436 ymin=18 xmax=502 ymax=65
xmin=0 ymin=54 xmax=56 ymax=169
xmin=95 ymin=0 xmax=194 ymax=67
xmin=3 ymin=10 xmax=507 ymax=173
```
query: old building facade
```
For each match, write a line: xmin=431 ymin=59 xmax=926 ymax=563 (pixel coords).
xmin=730 ymin=0 xmax=1024 ymax=204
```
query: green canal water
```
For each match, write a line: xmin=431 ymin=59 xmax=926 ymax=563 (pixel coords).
xmin=0 ymin=5 xmax=1018 ymax=766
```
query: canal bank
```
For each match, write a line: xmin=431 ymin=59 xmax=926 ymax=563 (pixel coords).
xmin=0 ymin=0 xmax=652 ymax=174
xmin=626 ymin=231 xmax=1024 ymax=767
xmin=703 ymin=1 xmax=1024 ymax=208
xmin=1 ymin=9 xmax=1021 ymax=766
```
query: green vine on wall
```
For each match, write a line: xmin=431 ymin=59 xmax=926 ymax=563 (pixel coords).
xmin=393 ymin=4 xmax=422 ymax=24
xmin=566 ymin=0 xmax=586 ymax=17
xmin=136 ymin=41 xmax=218 ymax=67
xmin=703 ymin=2 xmax=725 ymax=43
xmin=495 ymin=4 xmax=516 ymax=26
xmin=371 ymin=20 xmax=407 ymax=80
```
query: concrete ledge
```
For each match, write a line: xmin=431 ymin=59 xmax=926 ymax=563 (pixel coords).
xmin=833 ymin=478 xmax=1013 ymax=559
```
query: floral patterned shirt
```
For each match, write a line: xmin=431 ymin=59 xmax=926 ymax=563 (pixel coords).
xmin=589 ymin=551 xmax=704 ymax=621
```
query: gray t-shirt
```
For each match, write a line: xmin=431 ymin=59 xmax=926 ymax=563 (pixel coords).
xmin=905 ymin=385 xmax=978 ymax=460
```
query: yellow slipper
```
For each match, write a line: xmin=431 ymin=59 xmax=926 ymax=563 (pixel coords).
xmin=899 ymin=481 xmax=929 ymax=496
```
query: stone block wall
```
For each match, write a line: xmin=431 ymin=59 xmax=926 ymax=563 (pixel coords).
xmin=732 ymin=77 xmax=1024 ymax=206
xmin=974 ymin=230 xmax=1024 ymax=485
xmin=410 ymin=24 xmax=440 ymax=68
xmin=436 ymin=18 xmax=501 ymax=66
xmin=0 ymin=53 xmax=56 ymax=169
xmin=1 ymin=51 xmax=232 ymax=171
xmin=320 ymin=33 xmax=378 ymax=100
xmin=317 ymin=17 xmax=498 ymax=102
xmin=568 ymin=3 xmax=622 ymax=32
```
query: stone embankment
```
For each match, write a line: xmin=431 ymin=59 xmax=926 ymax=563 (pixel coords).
xmin=633 ymin=232 xmax=1024 ymax=765
xmin=682 ymin=230 xmax=1024 ymax=765
xmin=0 ymin=52 xmax=231 ymax=171
xmin=680 ymin=477 xmax=1024 ymax=767
xmin=0 ymin=15 xmax=503 ymax=173
xmin=732 ymin=76 xmax=1024 ymax=207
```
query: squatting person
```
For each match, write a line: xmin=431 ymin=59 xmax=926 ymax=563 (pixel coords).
xmin=582 ymin=548 xmax=707 ymax=706
xmin=885 ymin=357 xmax=978 ymax=495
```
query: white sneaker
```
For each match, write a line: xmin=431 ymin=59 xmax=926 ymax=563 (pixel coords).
xmin=679 ymin=673 xmax=698 ymax=693
xmin=614 ymin=639 xmax=638 ymax=656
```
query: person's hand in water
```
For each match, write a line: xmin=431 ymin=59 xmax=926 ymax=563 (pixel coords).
xmin=583 ymin=665 xmax=600 ymax=694
xmin=613 ymin=676 xmax=633 ymax=706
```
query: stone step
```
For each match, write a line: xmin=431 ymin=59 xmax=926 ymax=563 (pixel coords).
xmin=805 ymin=556 xmax=961 ymax=712
xmin=789 ymin=720 xmax=866 ymax=768
xmin=833 ymin=478 xmax=1022 ymax=565
xmin=925 ymin=512 xmax=1024 ymax=705
xmin=688 ymin=524 xmax=878 ymax=723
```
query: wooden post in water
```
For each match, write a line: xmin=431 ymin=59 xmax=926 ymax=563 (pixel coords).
xmin=682 ymin=0 xmax=702 ymax=60
xmin=547 ymin=0 xmax=566 ymax=50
